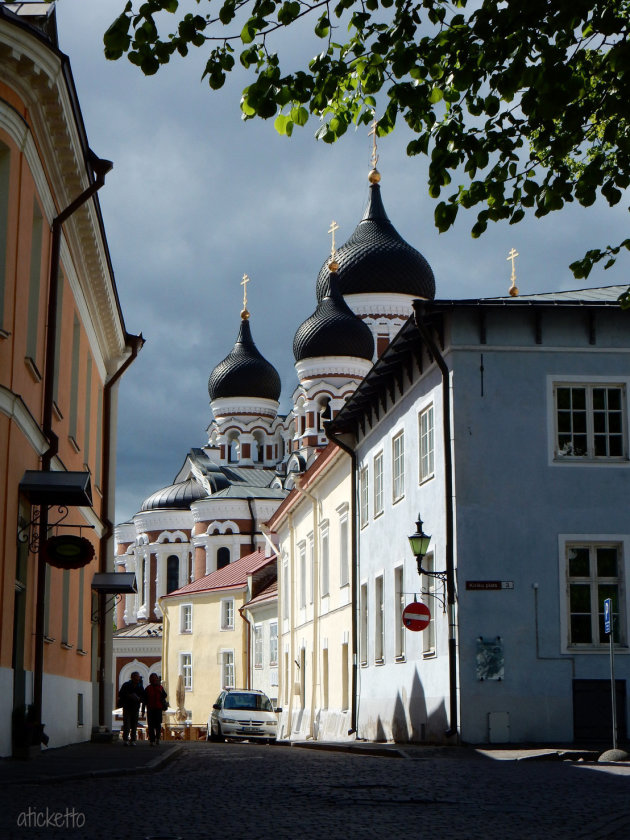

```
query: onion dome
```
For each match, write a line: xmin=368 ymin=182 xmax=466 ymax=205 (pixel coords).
xmin=293 ymin=270 xmax=375 ymax=362
xmin=141 ymin=477 xmax=208 ymax=512
xmin=315 ymin=176 xmax=435 ymax=301
xmin=208 ymin=315 xmax=281 ymax=402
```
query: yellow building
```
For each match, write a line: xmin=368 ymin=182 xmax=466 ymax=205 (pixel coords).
xmin=0 ymin=4 xmax=140 ymax=755
xmin=267 ymin=443 xmax=356 ymax=741
xmin=160 ymin=550 xmax=276 ymax=725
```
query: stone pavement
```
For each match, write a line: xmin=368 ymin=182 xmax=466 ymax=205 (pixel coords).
xmin=0 ymin=734 xmax=625 ymax=786
xmin=0 ymin=739 xmax=629 ymax=840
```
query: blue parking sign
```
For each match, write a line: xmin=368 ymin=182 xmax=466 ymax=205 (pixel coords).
xmin=604 ymin=598 xmax=612 ymax=635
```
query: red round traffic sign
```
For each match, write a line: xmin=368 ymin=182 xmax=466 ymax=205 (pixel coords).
xmin=402 ymin=601 xmax=431 ymax=631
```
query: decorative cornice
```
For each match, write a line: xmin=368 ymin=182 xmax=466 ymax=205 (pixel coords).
xmin=345 ymin=292 xmax=416 ymax=318
xmin=295 ymin=356 xmax=372 ymax=381
xmin=134 ymin=509 xmax=194 ymax=533
xmin=211 ymin=396 xmax=279 ymax=420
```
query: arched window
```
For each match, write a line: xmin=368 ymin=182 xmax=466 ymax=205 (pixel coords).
xmin=166 ymin=555 xmax=179 ymax=593
xmin=253 ymin=431 xmax=265 ymax=463
xmin=229 ymin=435 xmax=240 ymax=463
xmin=217 ymin=547 xmax=230 ymax=569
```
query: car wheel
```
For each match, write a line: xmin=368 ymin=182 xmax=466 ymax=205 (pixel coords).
xmin=268 ymin=738 xmax=277 ymax=745
xmin=209 ymin=723 xmax=221 ymax=742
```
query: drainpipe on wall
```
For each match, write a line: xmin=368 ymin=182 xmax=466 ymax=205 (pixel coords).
xmin=322 ymin=428 xmax=358 ymax=737
xmin=239 ymin=604 xmax=252 ymax=690
xmin=33 ymin=153 xmax=114 ymax=736
xmin=412 ymin=301 xmax=458 ymax=741
xmin=96 ymin=331 xmax=144 ymax=734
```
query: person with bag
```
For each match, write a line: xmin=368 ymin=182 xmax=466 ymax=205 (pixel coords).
xmin=144 ymin=672 xmax=168 ymax=746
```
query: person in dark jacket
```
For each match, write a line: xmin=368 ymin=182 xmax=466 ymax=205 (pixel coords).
xmin=119 ymin=671 xmax=145 ymax=745
xmin=144 ymin=673 xmax=168 ymax=746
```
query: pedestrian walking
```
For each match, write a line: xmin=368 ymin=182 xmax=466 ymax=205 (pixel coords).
xmin=118 ymin=671 xmax=145 ymax=745
xmin=144 ymin=673 xmax=168 ymax=746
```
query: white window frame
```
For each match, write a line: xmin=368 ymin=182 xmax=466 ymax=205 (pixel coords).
xmin=559 ymin=534 xmax=629 ymax=654
xmin=221 ymin=597 xmax=234 ymax=630
xmin=254 ymin=624 xmax=263 ymax=668
xmin=419 ymin=403 xmax=435 ymax=483
xmin=308 ymin=532 xmax=314 ymax=605
xmin=373 ymin=451 xmax=383 ymax=518
xmin=180 ymin=603 xmax=192 ymax=634
xmin=269 ymin=622 xmax=278 ymax=666
xmin=394 ymin=565 xmax=405 ymax=661
xmin=549 ymin=377 xmax=629 ymax=465
xmin=221 ymin=650 xmax=235 ymax=688
xmin=299 ymin=540 xmax=307 ymax=608
xmin=320 ymin=522 xmax=330 ymax=597
xmin=338 ymin=506 xmax=350 ymax=588
xmin=392 ymin=431 xmax=405 ymax=502
xmin=421 ymin=553 xmax=437 ymax=656
xmin=374 ymin=575 xmax=384 ymax=663
xmin=180 ymin=652 xmax=192 ymax=690
xmin=360 ymin=581 xmax=368 ymax=666
xmin=360 ymin=465 xmax=369 ymax=528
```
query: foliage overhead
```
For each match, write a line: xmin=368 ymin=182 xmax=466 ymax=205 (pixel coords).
xmin=104 ymin=0 xmax=630 ymax=305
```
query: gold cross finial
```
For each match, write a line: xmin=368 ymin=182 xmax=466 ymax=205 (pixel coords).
xmin=507 ymin=248 xmax=519 ymax=296
xmin=368 ymin=119 xmax=379 ymax=170
xmin=241 ymin=273 xmax=251 ymax=318
xmin=328 ymin=221 xmax=340 ymax=272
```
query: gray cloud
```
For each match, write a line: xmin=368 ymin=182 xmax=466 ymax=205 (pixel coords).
xmin=56 ymin=0 xmax=630 ymax=522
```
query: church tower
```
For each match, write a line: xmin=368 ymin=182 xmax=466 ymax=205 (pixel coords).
xmin=291 ymin=229 xmax=375 ymax=466
xmin=314 ymin=164 xmax=435 ymax=359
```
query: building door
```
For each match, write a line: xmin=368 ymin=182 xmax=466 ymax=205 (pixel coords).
xmin=573 ymin=679 xmax=627 ymax=742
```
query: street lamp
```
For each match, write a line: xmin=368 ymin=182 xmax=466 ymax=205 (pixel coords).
xmin=408 ymin=514 xmax=432 ymax=574
xmin=408 ymin=514 xmax=448 ymax=584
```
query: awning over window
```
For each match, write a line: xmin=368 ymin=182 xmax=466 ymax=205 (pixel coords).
xmin=91 ymin=573 xmax=137 ymax=594
xmin=19 ymin=470 xmax=92 ymax=507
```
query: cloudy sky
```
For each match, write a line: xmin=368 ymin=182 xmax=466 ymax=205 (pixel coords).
xmin=55 ymin=0 xmax=629 ymax=524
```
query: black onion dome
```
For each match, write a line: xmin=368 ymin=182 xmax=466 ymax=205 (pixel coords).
xmin=141 ymin=478 xmax=208 ymax=512
xmin=293 ymin=271 xmax=375 ymax=362
xmin=315 ymin=182 xmax=435 ymax=301
xmin=208 ymin=317 xmax=281 ymax=402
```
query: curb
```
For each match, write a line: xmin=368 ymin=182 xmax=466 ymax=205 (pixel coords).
xmin=3 ymin=744 xmax=184 ymax=786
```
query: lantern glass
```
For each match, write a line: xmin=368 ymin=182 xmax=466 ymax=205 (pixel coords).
xmin=408 ymin=517 xmax=431 ymax=559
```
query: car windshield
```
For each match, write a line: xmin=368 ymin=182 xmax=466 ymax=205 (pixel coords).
xmin=223 ymin=693 xmax=273 ymax=711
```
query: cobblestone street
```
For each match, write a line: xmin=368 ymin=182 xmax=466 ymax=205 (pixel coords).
xmin=1 ymin=741 xmax=629 ymax=840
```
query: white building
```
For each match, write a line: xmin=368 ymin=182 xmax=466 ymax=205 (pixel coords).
xmin=329 ymin=286 xmax=630 ymax=744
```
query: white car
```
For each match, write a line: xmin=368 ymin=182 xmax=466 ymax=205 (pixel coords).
xmin=207 ymin=689 xmax=281 ymax=744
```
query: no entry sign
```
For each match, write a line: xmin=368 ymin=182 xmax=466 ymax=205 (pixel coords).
xmin=402 ymin=601 xmax=431 ymax=631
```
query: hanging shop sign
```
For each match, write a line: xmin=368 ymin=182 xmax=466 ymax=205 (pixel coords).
xmin=42 ymin=535 xmax=95 ymax=570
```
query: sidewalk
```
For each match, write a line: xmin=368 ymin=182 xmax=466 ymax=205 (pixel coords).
xmin=0 ymin=739 xmax=183 ymax=786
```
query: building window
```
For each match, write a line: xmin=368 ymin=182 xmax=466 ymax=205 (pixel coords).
xmin=282 ymin=557 xmax=289 ymax=619
xmin=360 ymin=582 xmax=368 ymax=665
xmin=68 ymin=315 xmax=81 ymax=445
xmin=392 ymin=432 xmax=405 ymax=502
xmin=221 ymin=598 xmax=234 ymax=630
xmin=375 ymin=575 xmax=384 ymax=663
xmin=269 ymin=622 xmax=278 ymax=666
xmin=320 ymin=523 xmax=330 ymax=597
xmin=180 ymin=604 xmax=192 ymax=633
xmin=308 ymin=533 xmax=314 ymax=604
xmin=26 ymin=201 xmax=43 ymax=365
xmin=554 ymin=384 xmax=626 ymax=460
xmin=567 ymin=543 xmax=624 ymax=646
xmin=394 ymin=566 xmax=405 ymax=660
xmin=422 ymin=554 xmax=437 ymax=656
xmin=339 ymin=511 xmax=349 ymax=588
xmin=180 ymin=653 xmax=193 ymax=690
xmin=83 ymin=355 xmax=93 ymax=467
xmin=373 ymin=452 xmax=383 ymax=517
xmin=221 ymin=651 xmax=234 ymax=688
xmin=217 ymin=547 xmax=230 ymax=569
xmin=299 ymin=541 xmax=306 ymax=608
xmin=419 ymin=404 xmax=435 ymax=483
xmin=254 ymin=625 xmax=263 ymax=668
xmin=360 ymin=466 xmax=369 ymax=528
xmin=166 ymin=555 xmax=179 ymax=593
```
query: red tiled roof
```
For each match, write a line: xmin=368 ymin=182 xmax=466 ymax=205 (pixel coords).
xmin=162 ymin=550 xmax=274 ymax=598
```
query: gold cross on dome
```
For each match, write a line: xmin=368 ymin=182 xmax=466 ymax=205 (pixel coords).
xmin=328 ymin=220 xmax=339 ymax=261
xmin=241 ymin=273 xmax=250 ymax=310
xmin=507 ymin=248 xmax=519 ymax=281
xmin=368 ymin=119 xmax=379 ymax=169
